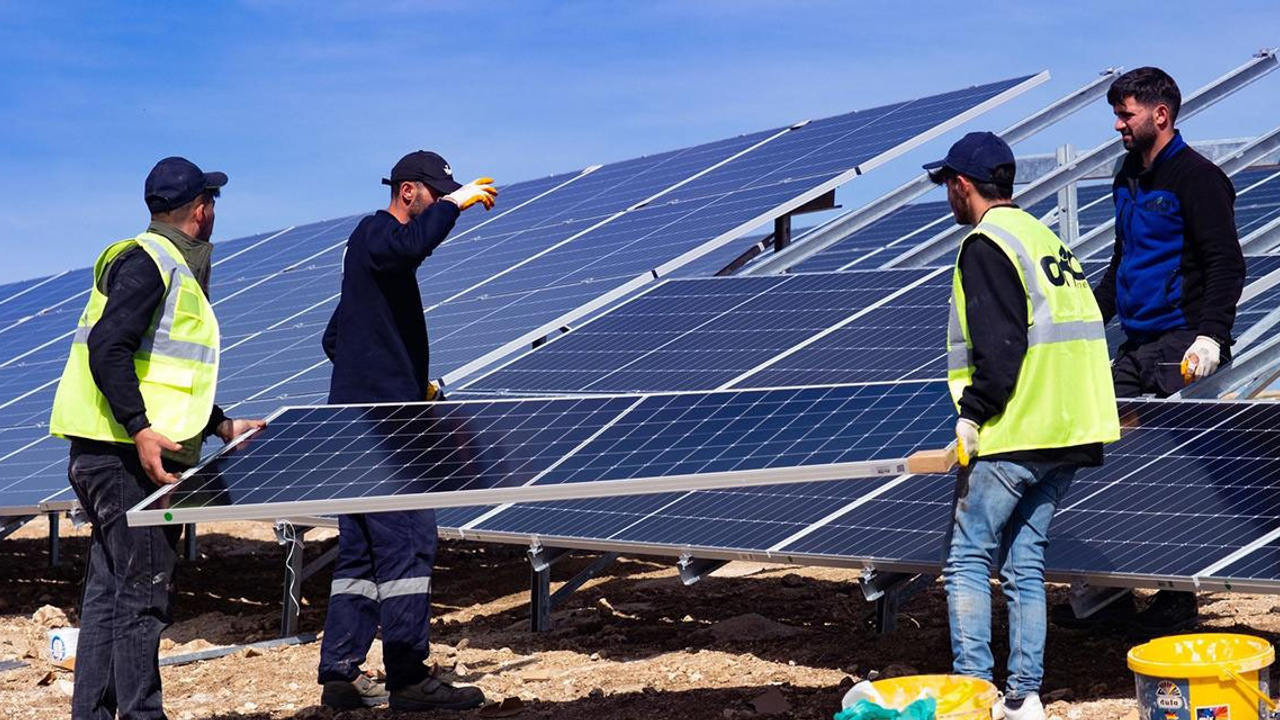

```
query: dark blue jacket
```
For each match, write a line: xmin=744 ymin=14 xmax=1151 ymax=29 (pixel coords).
xmin=323 ymin=202 xmax=460 ymax=404
xmin=1094 ymin=131 xmax=1244 ymax=343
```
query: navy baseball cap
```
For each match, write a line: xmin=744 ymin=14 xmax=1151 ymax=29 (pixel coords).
xmin=382 ymin=151 xmax=462 ymax=195
xmin=924 ymin=132 xmax=1016 ymax=184
xmin=145 ymin=157 xmax=227 ymax=213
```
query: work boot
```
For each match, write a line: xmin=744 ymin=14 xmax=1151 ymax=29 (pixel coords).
xmin=389 ymin=676 xmax=486 ymax=712
xmin=997 ymin=693 xmax=1045 ymax=720
xmin=1129 ymin=590 xmax=1198 ymax=638
xmin=1048 ymin=590 xmax=1136 ymax=629
xmin=321 ymin=672 xmax=389 ymax=710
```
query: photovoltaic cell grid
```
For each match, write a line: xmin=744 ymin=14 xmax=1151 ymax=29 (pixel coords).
xmin=463 ymin=269 xmax=938 ymax=395
xmin=128 ymin=382 xmax=956 ymax=525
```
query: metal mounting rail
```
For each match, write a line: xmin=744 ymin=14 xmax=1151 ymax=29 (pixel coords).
xmin=741 ymin=69 xmax=1118 ymax=276
xmin=888 ymin=50 xmax=1280 ymax=269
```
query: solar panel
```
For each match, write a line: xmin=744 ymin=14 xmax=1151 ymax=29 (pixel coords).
xmin=463 ymin=269 xmax=938 ymax=395
xmin=126 ymin=381 xmax=955 ymax=526
xmin=453 ymin=398 xmax=1280 ymax=590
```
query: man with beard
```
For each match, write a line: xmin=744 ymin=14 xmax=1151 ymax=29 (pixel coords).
xmin=929 ymin=132 xmax=1120 ymax=720
xmin=1085 ymin=67 xmax=1245 ymax=633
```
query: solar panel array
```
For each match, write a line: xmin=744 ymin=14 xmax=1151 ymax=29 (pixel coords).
xmin=436 ymin=397 xmax=1280 ymax=592
xmin=0 ymin=74 xmax=1040 ymax=516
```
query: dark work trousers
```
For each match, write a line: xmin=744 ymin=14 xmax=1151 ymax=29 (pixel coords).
xmin=67 ymin=440 xmax=183 ymax=720
xmin=1112 ymin=329 xmax=1231 ymax=398
xmin=318 ymin=510 xmax=437 ymax=691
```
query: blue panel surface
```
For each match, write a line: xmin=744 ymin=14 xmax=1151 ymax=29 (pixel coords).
xmin=476 ymin=476 xmax=900 ymax=553
xmin=137 ymin=382 xmax=954 ymax=521
xmin=777 ymin=399 xmax=1280 ymax=583
xmin=466 ymin=269 xmax=934 ymax=395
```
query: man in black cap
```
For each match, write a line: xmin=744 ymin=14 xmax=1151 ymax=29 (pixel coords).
xmin=928 ymin=132 xmax=1118 ymax=720
xmin=316 ymin=151 xmax=495 ymax=712
xmin=49 ymin=156 xmax=265 ymax=719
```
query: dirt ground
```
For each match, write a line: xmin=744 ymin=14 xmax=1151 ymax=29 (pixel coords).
xmin=2 ymin=519 xmax=1277 ymax=720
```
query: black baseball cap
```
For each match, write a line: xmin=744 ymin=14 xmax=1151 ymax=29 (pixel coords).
xmin=382 ymin=151 xmax=462 ymax=195
xmin=924 ymin=131 xmax=1016 ymax=184
xmin=144 ymin=157 xmax=227 ymax=213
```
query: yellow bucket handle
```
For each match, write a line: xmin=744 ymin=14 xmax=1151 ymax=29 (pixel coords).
xmin=1219 ymin=667 xmax=1278 ymax=712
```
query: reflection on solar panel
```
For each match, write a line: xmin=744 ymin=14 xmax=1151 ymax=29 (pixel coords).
xmin=127 ymin=381 xmax=955 ymax=526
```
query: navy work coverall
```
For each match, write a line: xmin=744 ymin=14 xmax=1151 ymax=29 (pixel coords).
xmin=318 ymin=200 xmax=460 ymax=690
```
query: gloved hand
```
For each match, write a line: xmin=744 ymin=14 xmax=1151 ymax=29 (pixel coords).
xmin=444 ymin=177 xmax=498 ymax=211
xmin=1181 ymin=335 xmax=1221 ymax=381
xmin=955 ymin=418 xmax=979 ymax=467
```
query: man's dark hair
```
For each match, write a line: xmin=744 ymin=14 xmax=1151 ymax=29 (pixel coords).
xmin=930 ymin=164 xmax=1015 ymax=201
xmin=151 ymin=188 xmax=218 ymax=223
xmin=1107 ymin=67 xmax=1182 ymax=123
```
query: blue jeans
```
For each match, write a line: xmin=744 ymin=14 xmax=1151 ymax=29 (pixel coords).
xmin=67 ymin=441 xmax=183 ymax=720
xmin=318 ymin=510 xmax=437 ymax=691
xmin=943 ymin=459 xmax=1075 ymax=698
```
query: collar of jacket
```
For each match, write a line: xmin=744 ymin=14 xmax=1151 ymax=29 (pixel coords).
xmin=147 ymin=221 xmax=213 ymax=294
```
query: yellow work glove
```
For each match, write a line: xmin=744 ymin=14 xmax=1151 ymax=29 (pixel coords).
xmin=955 ymin=418 xmax=979 ymax=468
xmin=1180 ymin=335 xmax=1221 ymax=382
xmin=444 ymin=177 xmax=498 ymax=211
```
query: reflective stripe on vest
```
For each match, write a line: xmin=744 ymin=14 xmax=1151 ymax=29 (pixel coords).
xmin=946 ymin=207 xmax=1120 ymax=455
xmin=946 ymin=221 xmax=1108 ymax=373
xmin=49 ymin=232 xmax=220 ymax=445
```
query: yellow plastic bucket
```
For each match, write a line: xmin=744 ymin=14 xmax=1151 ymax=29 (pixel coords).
xmin=867 ymin=675 xmax=998 ymax=719
xmin=1128 ymin=633 xmax=1275 ymax=720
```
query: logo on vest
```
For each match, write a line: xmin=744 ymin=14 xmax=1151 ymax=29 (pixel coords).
xmin=1040 ymin=246 xmax=1087 ymax=287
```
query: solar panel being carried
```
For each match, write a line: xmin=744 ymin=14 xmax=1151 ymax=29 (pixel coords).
xmin=127 ymin=381 xmax=956 ymax=526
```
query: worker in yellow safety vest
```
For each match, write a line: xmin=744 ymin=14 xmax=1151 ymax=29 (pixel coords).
xmin=49 ymin=157 xmax=264 ymax=720
xmin=926 ymin=132 xmax=1120 ymax=720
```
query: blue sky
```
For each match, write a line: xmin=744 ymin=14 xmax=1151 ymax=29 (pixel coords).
xmin=1 ymin=1 xmax=1277 ymax=283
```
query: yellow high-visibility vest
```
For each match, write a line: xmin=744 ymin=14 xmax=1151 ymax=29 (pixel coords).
xmin=50 ymin=232 xmax=219 ymax=445
xmin=947 ymin=206 xmax=1119 ymax=455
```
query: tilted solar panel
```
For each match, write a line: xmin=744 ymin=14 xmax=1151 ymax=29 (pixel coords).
xmin=127 ymin=381 xmax=956 ymax=526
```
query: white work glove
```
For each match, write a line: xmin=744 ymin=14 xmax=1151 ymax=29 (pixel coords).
xmin=444 ymin=177 xmax=498 ymax=211
xmin=1181 ymin=335 xmax=1221 ymax=381
xmin=955 ymin=418 xmax=979 ymax=468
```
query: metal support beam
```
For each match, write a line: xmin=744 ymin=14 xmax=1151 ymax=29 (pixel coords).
xmin=182 ymin=523 xmax=198 ymax=561
xmin=678 ymin=554 xmax=728 ymax=586
xmin=275 ymin=521 xmax=311 ymax=638
xmin=1016 ymin=136 xmax=1279 ymax=184
xmin=1056 ymin=144 xmax=1080 ymax=246
xmin=1240 ymin=213 xmax=1280 ymax=254
xmin=890 ymin=50 xmax=1279 ymax=268
xmin=740 ymin=69 xmax=1120 ymax=276
xmin=48 ymin=512 xmax=60 ymax=568
xmin=773 ymin=215 xmax=792 ymax=254
xmin=529 ymin=548 xmax=619 ymax=632
xmin=860 ymin=570 xmax=933 ymax=635
xmin=0 ymin=515 xmax=34 ymax=541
